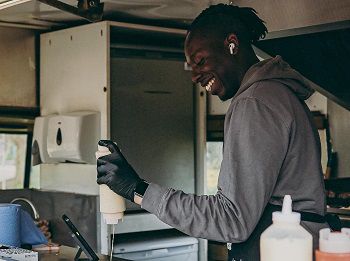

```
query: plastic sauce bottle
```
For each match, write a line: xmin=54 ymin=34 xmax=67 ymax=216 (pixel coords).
xmin=315 ymin=228 xmax=350 ymax=261
xmin=96 ymin=145 xmax=126 ymax=224
xmin=260 ymin=195 xmax=313 ymax=261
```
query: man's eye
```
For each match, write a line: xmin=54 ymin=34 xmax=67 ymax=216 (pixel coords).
xmin=196 ymin=58 xmax=205 ymax=66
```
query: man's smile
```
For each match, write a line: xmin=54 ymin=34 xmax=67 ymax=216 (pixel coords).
xmin=204 ymin=77 xmax=216 ymax=92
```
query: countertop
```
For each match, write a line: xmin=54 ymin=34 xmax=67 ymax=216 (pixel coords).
xmin=38 ymin=246 xmax=129 ymax=261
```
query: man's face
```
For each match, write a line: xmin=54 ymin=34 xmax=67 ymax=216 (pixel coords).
xmin=185 ymin=32 xmax=240 ymax=101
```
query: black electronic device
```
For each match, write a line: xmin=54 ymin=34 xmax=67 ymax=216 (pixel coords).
xmin=62 ymin=214 xmax=99 ymax=261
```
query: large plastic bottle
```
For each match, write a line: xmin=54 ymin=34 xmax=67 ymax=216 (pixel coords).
xmin=315 ymin=228 xmax=350 ymax=261
xmin=96 ymin=145 xmax=126 ymax=225
xmin=260 ymin=195 xmax=313 ymax=261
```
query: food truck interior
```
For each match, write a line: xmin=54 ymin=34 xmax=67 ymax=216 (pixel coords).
xmin=0 ymin=1 xmax=350 ymax=260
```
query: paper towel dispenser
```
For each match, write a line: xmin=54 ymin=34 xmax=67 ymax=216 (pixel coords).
xmin=32 ymin=115 xmax=59 ymax=165
xmin=32 ymin=111 xmax=100 ymax=164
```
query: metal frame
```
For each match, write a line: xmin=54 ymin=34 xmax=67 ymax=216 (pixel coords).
xmin=38 ymin=0 xmax=104 ymax=22
xmin=265 ymin=20 xmax=350 ymax=40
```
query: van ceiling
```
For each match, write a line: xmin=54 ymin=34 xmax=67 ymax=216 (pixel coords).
xmin=1 ymin=0 xmax=350 ymax=110
xmin=0 ymin=0 xmax=210 ymax=29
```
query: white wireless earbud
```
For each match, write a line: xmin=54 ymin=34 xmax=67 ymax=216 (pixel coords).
xmin=229 ymin=43 xmax=235 ymax=55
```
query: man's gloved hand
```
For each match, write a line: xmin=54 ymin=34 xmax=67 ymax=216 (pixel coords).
xmin=96 ymin=140 xmax=143 ymax=202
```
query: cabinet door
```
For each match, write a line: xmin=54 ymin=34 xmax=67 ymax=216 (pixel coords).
xmin=110 ymin=57 xmax=194 ymax=209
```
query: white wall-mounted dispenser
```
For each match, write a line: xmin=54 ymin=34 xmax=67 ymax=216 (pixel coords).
xmin=46 ymin=111 xmax=100 ymax=164
xmin=32 ymin=115 xmax=59 ymax=165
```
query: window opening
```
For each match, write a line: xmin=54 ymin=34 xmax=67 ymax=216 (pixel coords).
xmin=0 ymin=133 xmax=27 ymax=189
xmin=206 ymin=141 xmax=223 ymax=195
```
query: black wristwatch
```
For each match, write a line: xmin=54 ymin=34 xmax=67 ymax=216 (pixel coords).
xmin=134 ymin=180 xmax=149 ymax=198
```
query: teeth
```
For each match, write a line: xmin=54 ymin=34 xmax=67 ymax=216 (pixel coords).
xmin=205 ymin=78 xmax=215 ymax=92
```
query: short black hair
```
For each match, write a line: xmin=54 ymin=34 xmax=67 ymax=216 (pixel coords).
xmin=188 ymin=4 xmax=268 ymax=44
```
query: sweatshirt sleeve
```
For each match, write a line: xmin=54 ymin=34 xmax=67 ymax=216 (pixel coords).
xmin=141 ymin=96 xmax=290 ymax=243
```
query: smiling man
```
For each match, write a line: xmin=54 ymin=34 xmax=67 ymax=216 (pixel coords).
xmin=184 ymin=7 xmax=261 ymax=101
xmin=97 ymin=4 xmax=329 ymax=260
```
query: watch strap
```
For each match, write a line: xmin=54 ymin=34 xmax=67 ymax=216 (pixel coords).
xmin=134 ymin=180 xmax=149 ymax=198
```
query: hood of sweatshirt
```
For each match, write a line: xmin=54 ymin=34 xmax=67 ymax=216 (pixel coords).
xmin=234 ymin=55 xmax=316 ymax=101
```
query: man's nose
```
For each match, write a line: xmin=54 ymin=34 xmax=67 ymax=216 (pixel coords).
xmin=191 ymin=69 xmax=201 ymax=84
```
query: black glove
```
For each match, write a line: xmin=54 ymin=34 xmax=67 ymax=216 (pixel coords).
xmin=96 ymin=140 xmax=143 ymax=202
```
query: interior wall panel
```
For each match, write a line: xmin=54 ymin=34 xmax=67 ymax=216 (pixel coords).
xmin=328 ymin=100 xmax=350 ymax=178
xmin=0 ymin=26 xmax=36 ymax=107
xmin=40 ymin=22 xmax=109 ymax=138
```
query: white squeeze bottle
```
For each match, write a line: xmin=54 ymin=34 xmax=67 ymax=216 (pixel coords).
xmin=260 ymin=195 xmax=313 ymax=261
xmin=96 ymin=145 xmax=126 ymax=224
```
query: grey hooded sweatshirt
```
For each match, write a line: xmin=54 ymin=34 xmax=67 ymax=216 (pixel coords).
xmin=142 ymin=56 xmax=327 ymax=246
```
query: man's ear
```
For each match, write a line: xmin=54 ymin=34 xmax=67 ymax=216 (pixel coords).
xmin=224 ymin=33 xmax=239 ymax=55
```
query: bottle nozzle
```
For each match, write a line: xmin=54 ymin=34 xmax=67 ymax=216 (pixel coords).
xmin=282 ymin=195 xmax=292 ymax=214
xmin=272 ymin=194 xmax=300 ymax=223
